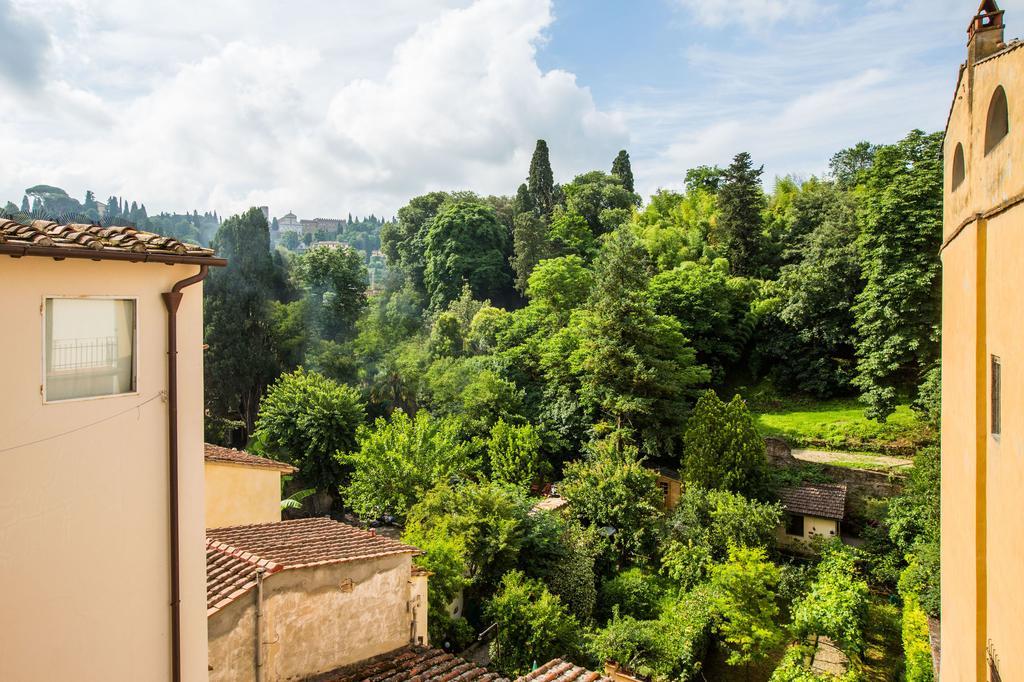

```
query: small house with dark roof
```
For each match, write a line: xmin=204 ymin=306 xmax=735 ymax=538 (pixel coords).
xmin=777 ymin=483 xmax=847 ymax=551
xmin=204 ymin=443 xmax=296 ymax=528
xmin=206 ymin=517 xmax=429 ymax=681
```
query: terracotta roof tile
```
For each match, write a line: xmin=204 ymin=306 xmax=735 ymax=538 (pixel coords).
xmin=206 ymin=518 xmax=419 ymax=615
xmin=204 ymin=443 xmax=296 ymax=473
xmin=779 ymin=483 xmax=847 ymax=520
xmin=312 ymin=646 xmax=510 ymax=682
xmin=0 ymin=218 xmax=220 ymax=263
xmin=515 ymin=659 xmax=611 ymax=682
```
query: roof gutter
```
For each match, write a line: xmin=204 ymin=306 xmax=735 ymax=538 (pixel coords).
xmin=163 ymin=265 xmax=210 ymax=682
xmin=0 ymin=242 xmax=227 ymax=267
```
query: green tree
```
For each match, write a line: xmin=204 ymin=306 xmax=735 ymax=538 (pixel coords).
xmin=567 ymin=229 xmax=709 ymax=454
xmin=758 ymin=181 xmax=861 ymax=397
xmin=429 ymin=312 xmax=465 ymax=358
xmin=829 ymin=141 xmax=877 ymax=189
xmin=485 ymin=570 xmax=581 ymax=676
xmin=681 ymin=391 xmax=765 ymax=496
xmin=791 ymin=542 xmax=869 ymax=656
xmin=611 ymin=149 xmax=635 ymax=193
xmin=205 ymin=207 xmax=286 ymax=435
xmin=661 ymin=487 xmax=781 ymax=588
xmin=510 ymin=210 xmax=552 ymax=293
xmin=423 ymin=199 xmax=513 ymax=310
xmin=526 ymin=255 xmax=594 ymax=322
xmin=528 ymin=139 xmax=556 ymax=216
xmin=852 ymin=130 xmax=943 ymax=420
xmin=281 ymin=230 xmax=300 ymax=250
xmin=253 ymin=368 xmax=366 ymax=507
xmin=716 ymin=152 xmax=767 ymax=276
xmin=631 ymin=188 xmax=718 ymax=270
xmin=710 ymin=545 xmax=785 ymax=673
xmin=562 ymin=170 xmax=639 ymax=236
xmin=296 ymin=245 xmax=368 ymax=342
xmin=487 ymin=419 xmax=545 ymax=489
xmin=560 ymin=439 xmax=663 ymax=562
xmin=542 ymin=520 xmax=599 ymax=623
xmin=684 ymin=165 xmax=725 ymax=193
xmin=888 ymin=446 xmax=941 ymax=617
xmin=649 ymin=263 xmax=754 ymax=383
xmin=343 ymin=410 xmax=481 ymax=520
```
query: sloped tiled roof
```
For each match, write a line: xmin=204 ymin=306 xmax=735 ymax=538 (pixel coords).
xmin=204 ymin=443 xmax=296 ymax=473
xmin=312 ymin=646 xmax=509 ymax=682
xmin=206 ymin=541 xmax=282 ymax=615
xmin=516 ymin=659 xmax=611 ymax=682
xmin=779 ymin=483 xmax=847 ymax=520
xmin=206 ymin=518 xmax=418 ymax=616
xmin=0 ymin=218 xmax=223 ymax=265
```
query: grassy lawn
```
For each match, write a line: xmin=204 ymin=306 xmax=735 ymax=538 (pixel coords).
xmin=752 ymin=398 xmax=936 ymax=456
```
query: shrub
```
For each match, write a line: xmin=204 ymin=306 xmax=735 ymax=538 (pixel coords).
xmin=791 ymin=542 xmax=869 ymax=656
xmin=589 ymin=586 xmax=714 ymax=682
xmin=560 ymin=439 xmax=663 ymax=563
xmin=661 ymin=486 xmax=782 ymax=588
xmin=901 ymin=593 xmax=934 ymax=682
xmin=598 ymin=568 xmax=666 ymax=622
xmin=487 ymin=419 xmax=546 ymax=489
xmin=682 ymin=391 xmax=766 ymax=496
xmin=343 ymin=409 xmax=481 ymax=520
xmin=485 ymin=570 xmax=581 ymax=676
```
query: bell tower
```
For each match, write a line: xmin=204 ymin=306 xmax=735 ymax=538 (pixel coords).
xmin=968 ymin=0 xmax=1006 ymax=64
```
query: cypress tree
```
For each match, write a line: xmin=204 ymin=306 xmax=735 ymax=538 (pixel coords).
xmin=528 ymin=139 xmax=555 ymax=215
xmin=20 ymin=196 xmax=29 ymax=213
xmin=716 ymin=152 xmax=766 ymax=276
xmin=611 ymin=149 xmax=635 ymax=193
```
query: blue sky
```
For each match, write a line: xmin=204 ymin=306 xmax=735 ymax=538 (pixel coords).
xmin=0 ymin=0 xmax=1016 ymax=216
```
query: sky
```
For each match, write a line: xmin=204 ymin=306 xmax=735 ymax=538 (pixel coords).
xmin=0 ymin=0 xmax=1016 ymax=218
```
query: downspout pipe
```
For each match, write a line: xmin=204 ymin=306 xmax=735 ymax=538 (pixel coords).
xmin=255 ymin=567 xmax=266 ymax=682
xmin=163 ymin=265 xmax=209 ymax=682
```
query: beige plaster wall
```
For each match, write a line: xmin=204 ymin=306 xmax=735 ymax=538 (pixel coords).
xmin=0 ymin=258 xmax=207 ymax=681
xmin=209 ymin=553 xmax=415 ymax=681
xmin=777 ymin=515 xmax=839 ymax=552
xmin=410 ymin=573 xmax=429 ymax=647
xmin=205 ymin=461 xmax=282 ymax=528
xmin=943 ymin=34 xmax=1024 ymax=682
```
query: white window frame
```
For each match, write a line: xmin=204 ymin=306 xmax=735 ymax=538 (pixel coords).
xmin=41 ymin=295 xmax=140 ymax=404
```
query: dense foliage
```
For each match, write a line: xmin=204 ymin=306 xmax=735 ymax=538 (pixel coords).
xmin=169 ymin=130 xmax=947 ymax=677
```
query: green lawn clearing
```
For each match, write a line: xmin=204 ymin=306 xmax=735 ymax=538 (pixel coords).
xmin=752 ymin=399 xmax=936 ymax=456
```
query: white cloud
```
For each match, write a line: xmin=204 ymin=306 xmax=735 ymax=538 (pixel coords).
xmin=0 ymin=0 xmax=626 ymax=218
xmin=673 ymin=0 xmax=827 ymax=30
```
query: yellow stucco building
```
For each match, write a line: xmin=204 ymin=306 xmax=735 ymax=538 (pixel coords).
xmin=204 ymin=443 xmax=296 ymax=528
xmin=942 ymin=2 xmax=1024 ymax=680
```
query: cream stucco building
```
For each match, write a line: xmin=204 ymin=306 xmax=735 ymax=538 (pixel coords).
xmin=206 ymin=518 xmax=429 ymax=681
xmin=204 ymin=443 xmax=296 ymax=528
xmin=942 ymin=2 xmax=1024 ymax=680
xmin=0 ymin=218 xmax=224 ymax=682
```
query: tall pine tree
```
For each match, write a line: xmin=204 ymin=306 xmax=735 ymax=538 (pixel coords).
xmin=716 ymin=152 xmax=766 ymax=276
xmin=528 ymin=139 xmax=555 ymax=216
xmin=611 ymin=149 xmax=635 ymax=193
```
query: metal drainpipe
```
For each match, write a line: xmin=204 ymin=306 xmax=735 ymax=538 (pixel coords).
xmin=255 ymin=567 xmax=267 ymax=682
xmin=162 ymin=265 xmax=209 ymax=682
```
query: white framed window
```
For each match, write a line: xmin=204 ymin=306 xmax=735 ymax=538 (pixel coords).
xmin=43 ymin=297 xmax=137 ymax=402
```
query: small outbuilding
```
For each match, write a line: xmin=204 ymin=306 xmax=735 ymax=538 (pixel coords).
xmin=206 ymin=518 xmax=428 ymax=682
xmin=777 ymin=483 xmax=847 ymax=552
xmin=204 ymin=443 xmax=296 ymax=528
